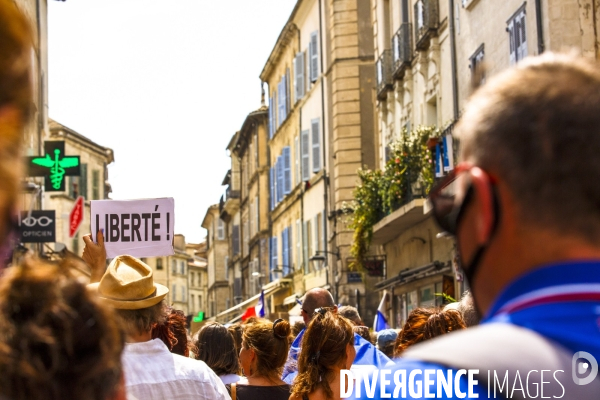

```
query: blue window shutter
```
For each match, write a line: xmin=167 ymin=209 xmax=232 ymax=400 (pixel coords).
xmin=281 ymin=229 xmax=287 ymax=276
xmin=311 ymin=119 xmax=321 ymax=172
xmin=435 ymin=144 xmax=443 ymax=178
xmin=269 ymin=95 xmax=274 ymax=138
xmin=301 ymin=130 xmax=310 ymax=181
xmin=271 ymin=236 xmax=278 ymax=281
xmin=285 ymin=68 xmax=291 ymax=115
xmin=278 ymin=77 xmax=286 ymax=126
xmin=269 ymin=167 xmax=273 ymax=210
xmin=273 ymin=160 xmax=279 ymax=206
xmin=310 ymin=31 xmax=319 ymax=82
xmin=277 ymin=155 xmax=284 ymax=202
xmin=295 ymin=52 xmax=305 ymax=101
xmin=283 ymin=146 xmax=291 ymax=194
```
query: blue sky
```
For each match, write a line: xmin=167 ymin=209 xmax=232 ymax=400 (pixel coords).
xmin=48 ymin=0 xmax=297 ymax=243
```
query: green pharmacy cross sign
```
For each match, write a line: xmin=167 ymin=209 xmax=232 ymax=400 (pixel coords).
xmin=26 ymin=141 xmax=80 ymax=192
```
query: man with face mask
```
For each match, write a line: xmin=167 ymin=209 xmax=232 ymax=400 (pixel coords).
xmin=350 ymin=53 xmax=600 ymax=399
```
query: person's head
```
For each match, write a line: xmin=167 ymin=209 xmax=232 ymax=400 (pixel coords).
xmin=239 ymin=318 xmax=290 ymax=382
xmin=292 ymin=308 xmax=356 ymax=400
xmin=338 ymin=305 xmax=363 ymax=326
xmin=376 ymin=329 xmax=398 ymax=358
xmin=430 ymin=53 xmax=600 ymax=314
xmin=301 ymin=288 xmax=336 ymax=324
xmin=151 ymin=307 xmax=190 ymax=356
xmin=353 ymin=325 xmax=371 ymax=343
xmin=194 ymin=322 xmax=240 ymax=376
xmin=457 ymin=291 xmax=480 ymax=327
xmin=228 ymin=323 xmax=243 ymax=356
xmin=394 ymin=308 xmax=465 ymax=357
xmin=88 ymin=255 xmax=169 ymax=338
xmin=291 ymin=320 xmax=306 ymax=337
xmin=0 ymin=257 xmax=125 ymax=400
xmin=0 ymin=0 xmax=33 ymax=253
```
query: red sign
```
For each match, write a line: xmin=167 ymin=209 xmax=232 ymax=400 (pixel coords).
xmin=69 ymin=196 xmax=84 ymax=238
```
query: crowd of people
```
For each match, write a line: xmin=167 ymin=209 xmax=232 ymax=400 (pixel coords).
xmin=2 ymin=0 xmax=600 ymax=398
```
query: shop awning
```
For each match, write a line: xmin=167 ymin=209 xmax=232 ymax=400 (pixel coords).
xmin=211 ymin=279 xmax=292 ymax=323
xmin=375 ymin=261 xmax=451 ymax=291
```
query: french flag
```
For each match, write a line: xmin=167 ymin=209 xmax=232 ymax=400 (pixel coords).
xmin=373 ymin=290 xmax=390 ymax=332
xmin=241 ymin=290 xmax=266 ymax=321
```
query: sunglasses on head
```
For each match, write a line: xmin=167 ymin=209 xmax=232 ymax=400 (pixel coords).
xmin=429 ymin=163 xmax=497 ymax=236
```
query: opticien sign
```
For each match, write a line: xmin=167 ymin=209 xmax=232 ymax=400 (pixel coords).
xmin=26 ymin=141 xmax=80 ymax=192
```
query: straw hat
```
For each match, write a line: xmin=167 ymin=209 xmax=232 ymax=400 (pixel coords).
xmin=88 ymin=255 xmax=168 ymax=310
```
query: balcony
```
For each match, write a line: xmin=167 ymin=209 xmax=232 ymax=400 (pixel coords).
xmin=376 ymin=50 xmax=393 ymax=101
xmin=414 ymin=0 xmax=439 ymax=51
xmin=219 ymin=185 xmax=240 ymax=222
xmin=392 ymin=23 xmax=412 ymax=79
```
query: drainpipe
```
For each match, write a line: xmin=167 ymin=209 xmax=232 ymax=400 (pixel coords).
xmin=318 ymin=0 xmax=331 ymax=293
xmin=534 ymin=0 xmax=545 ymax=54
xmin=448 ymin=0 xmax=459 ymax=121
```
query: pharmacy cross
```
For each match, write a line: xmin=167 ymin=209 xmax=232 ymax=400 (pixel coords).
xmin=26 ymin=141 xmax=80 ymax=192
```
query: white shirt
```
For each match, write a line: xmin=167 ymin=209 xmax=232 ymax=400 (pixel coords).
xmin=123 ymin=339 xmax=230 ymax=400
xmin=219 ymin=373 xmax=241 ymax=385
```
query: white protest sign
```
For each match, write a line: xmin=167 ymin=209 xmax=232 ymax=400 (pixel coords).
xmin=90 ymin=198 xmax=174 ymax=258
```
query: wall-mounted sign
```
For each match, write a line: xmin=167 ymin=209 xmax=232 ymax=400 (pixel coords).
xmin=26 ymin=141 xmax=80 ymax=192
xmin=19 ymin=210 xmax=56 ymax=243
xmin=91 ymin=198 xmax=174 ymax=258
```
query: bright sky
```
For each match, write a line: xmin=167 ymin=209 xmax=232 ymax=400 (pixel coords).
xmin=48 ymin=0 xmax=297 ymax=244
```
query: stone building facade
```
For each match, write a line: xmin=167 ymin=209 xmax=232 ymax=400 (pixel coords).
xmin=201 ymin=204 xmax=230 ymax=318
xmin=369 ymin=0 xmax=600 ymax=328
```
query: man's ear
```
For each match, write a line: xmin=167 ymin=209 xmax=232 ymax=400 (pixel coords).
xmin=469 ymin=167 xmax=496 ymax=246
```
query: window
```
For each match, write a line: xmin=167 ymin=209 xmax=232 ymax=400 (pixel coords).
xmin=217 ymin=219 xmax=225 ymax=240
xmin=270 ymin=236 xmax=278 ymax=280
xmin=225 ymin=256 xmax=229 ymax=279
xmin=181 ymin=286 xmax=186 ymax=302
xmin=311 ymin=119 xmax=321 ymax=172
xmin=295 ymin=219 xmax=302 ymax=271
xmin=278 ymin=74 xmax=288 ymax=126
xmin=283 ymin=146 xmax=291 ymax=195
xmin=294 ymin=135 xmax=301 ymax=186
xmin=92 ymin=169 xmax=100 ymax=200
xmin=301 ymin=130 xmax=310 ymax=181
xmin=232 ymin=225 xmax=240 ymax=256
xmin=306 ymin=220 xmax=313 ymax=272
xmin=253 ymin=197 xmax=259 ymax=234
xmin=191 ymin=294 xmax=195 ymax=311
xmin=269 ymin=92 xmax=277 ymax=138
xmin=199 ymin=295 xmax=202 ymax=311
xmin=69 ymin=163 xmax=87 ymax=199
xmin=303 ymin=220 xmax=310 ymax=274
xmin=294 ymin=52 xmax=305 ymax=101
xmin=156 ymin=258 xmax=163 ymax=270
xmin=180 ymin=260 xmax=185 ymax=275
xmin=191 ymin=272 xmax=195 ymax=287
xmin=309 ymin=31 xmax=319 ymax=82
xmin=469 ymin=44 xmax=485 ymax=86
xmin=172 ymin=259 xmax=177 ymax=274
xmin=243 ymin=220 xmax=249 ymax=256
xmin=507 ymin=5 xmax=527 ymax=65
xmin=198 ymin=272 xmax=202 ymax=286
xmin=172 ymin=284 xmax=177 ymax=301
xmin=277 ymin=155 xmax=284 ymax=202
xmin=281 ymin=228 xmax=289 ymax=276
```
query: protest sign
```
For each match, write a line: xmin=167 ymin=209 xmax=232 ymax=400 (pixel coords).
xmin=90 ymin=198 xmax=174 ymax=258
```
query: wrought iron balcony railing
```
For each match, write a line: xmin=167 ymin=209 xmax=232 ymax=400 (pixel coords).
xmin=414 ymin=0 xmax=439 ymax=51
xmin=392 ymin=23 xmax=412 ymax=79
xmin=376 ymin=50 xmax=393 ymax=100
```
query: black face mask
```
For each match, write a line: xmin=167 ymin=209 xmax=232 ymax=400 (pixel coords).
xmin=454 ymin=185 xmax=500 ymax=316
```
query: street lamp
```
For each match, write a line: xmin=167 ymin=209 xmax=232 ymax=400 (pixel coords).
xmin=309 ymin=250 xmax=340 ymax=270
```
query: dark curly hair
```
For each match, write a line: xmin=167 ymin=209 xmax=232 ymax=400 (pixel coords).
xmin=152 ymin=307 xmax=190 ymax=356
xmin=0 ymin=257 xmax=125 ymax=400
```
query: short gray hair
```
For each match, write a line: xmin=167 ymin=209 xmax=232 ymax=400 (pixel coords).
xmin=457 ymin=53 xmax=600 ymax=241
xmin=115 ymin=300 xmax=167 ymax=336
xmin=338 ymin=306 xmax=362 ymax=325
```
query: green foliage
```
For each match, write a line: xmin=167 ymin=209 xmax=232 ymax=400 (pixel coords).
xmin=435 ymin=292 xmax=457 ymax=304
xmin=348 ymin=126 xmax=441 ymax=271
